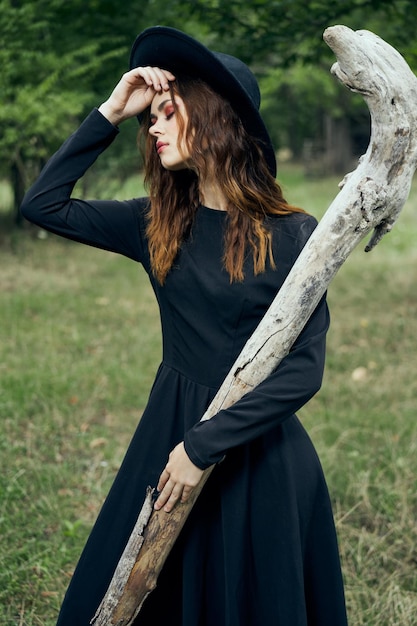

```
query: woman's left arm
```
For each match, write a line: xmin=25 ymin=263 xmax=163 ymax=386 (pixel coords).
xmin=155 ymin=292 xmax=329 ymax=512
xmin=183 ymin=293 xmax=330 ymax=470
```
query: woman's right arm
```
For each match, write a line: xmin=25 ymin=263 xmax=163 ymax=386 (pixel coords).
xmin=20 ymin=67 xmax=175 ymax=260
xmin=20 ymin=109 xmax=147 ymax=260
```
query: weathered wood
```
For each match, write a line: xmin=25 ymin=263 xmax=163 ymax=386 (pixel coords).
xmin=91 ymin=488 xmax=154 ymax=624
xmin=91 ymin=26 xmax=417 ymax=625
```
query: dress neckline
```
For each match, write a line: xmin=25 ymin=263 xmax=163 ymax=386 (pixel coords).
xmin=199 ymin=204 xmax=228 ymax=214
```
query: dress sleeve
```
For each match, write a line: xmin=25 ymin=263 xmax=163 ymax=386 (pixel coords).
xmin=20 ymin=108 xmax=147 ymax=263
xmin=183 ymin=227 xmax=330 ymax=470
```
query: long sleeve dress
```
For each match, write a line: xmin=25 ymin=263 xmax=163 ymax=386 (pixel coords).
xmin=20 ymin=109 xmax=348 ymax=626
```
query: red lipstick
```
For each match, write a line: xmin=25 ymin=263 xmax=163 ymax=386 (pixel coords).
xmin=156 ymin=141 xmax=168 ymax=154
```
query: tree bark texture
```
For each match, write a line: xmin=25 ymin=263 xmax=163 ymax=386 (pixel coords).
xmin=91 ymin=25 xmax=417 ymax=626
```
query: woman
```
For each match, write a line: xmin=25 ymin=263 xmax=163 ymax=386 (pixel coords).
xmin=21 ymin=26 xmax=348 ymax=626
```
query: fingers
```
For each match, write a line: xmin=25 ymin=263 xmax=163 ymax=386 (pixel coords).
xmin=156 ymin=468 xmax=170 ymax=493
xmin=131 ymin=66 xmax=175 ymax=92
xmin=181 ymin=484 xmax=194 ymax=503
xmin=154 ymin=476 xmax=195 ymax=513
xmin=154 ymin=477 xmax=183 ymax=513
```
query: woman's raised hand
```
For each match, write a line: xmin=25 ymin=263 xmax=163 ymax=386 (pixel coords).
xmin=98 ymin=66 xmax=175 ymax=126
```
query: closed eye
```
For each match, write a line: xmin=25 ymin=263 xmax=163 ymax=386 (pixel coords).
xmin=164 ymin=104 xmax=175 ymax=120
xmin=150 ymin=102 xmax=176 ymax=126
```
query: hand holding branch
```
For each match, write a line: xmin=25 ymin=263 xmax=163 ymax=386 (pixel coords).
xmin=154 ymin=442 xmax=204 ymax=513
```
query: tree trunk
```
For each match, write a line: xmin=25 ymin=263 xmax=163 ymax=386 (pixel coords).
xmin=91 ymin=25 xmax=417 ymax=626
xmin=11 ymin=161 xmax=26 ymax=225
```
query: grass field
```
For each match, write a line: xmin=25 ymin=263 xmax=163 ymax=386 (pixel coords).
xmin=1 ymin=166 xmax=416 ymax=625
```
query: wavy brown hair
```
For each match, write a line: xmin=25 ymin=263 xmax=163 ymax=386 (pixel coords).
xmin=139 ymin=77 xmax=304 ymax=284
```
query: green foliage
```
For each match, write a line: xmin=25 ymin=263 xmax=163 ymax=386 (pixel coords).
xmin=0 ymin=1 xmax=148 ymax=213
xmin=0 ymin=1 xmax=128 ymax=177
xmin=260 ymin=62 xmax=369 ymax=157
xmin=173 ymin=0 xmax=417 ymax=66
xmin=3 ymin=0 xmax=417 ymax=211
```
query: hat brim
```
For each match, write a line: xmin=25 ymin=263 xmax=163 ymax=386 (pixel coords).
xmin=129 ymin=26 xmax=276 ymax=177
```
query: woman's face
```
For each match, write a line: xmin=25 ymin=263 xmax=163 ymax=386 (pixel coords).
xmin=148 ymin=91 xmax=192 ymax=171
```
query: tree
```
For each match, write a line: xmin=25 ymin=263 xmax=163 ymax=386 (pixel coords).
xmin=172 ymin=0 xmax=417 ymax=67
xmin=0 ymin=0 xmax=211 ymax=219
xmin=0 ymin=1 xmax=122 ymax=219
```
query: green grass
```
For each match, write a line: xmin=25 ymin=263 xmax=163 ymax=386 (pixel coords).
xmin=1 ymin=165 xmax=417 ymax=625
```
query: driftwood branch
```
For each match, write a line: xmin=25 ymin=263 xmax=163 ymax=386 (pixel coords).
xmin=91 ymin=26 xmax=417 ymax=625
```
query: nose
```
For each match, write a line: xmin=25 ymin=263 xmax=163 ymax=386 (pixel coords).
xmin=148 ymin=119 xmax=163 ymax=137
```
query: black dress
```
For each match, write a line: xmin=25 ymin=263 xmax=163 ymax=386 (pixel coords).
xmin=21 ymin=109 xmax=348 ymax=626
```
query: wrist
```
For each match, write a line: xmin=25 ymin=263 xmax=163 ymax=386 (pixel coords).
xmin=98 ymin=101 xmax=124 ymax=127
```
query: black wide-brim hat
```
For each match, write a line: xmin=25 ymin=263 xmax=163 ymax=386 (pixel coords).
xmin=129 ymin=26 xmax=277 ymax=177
